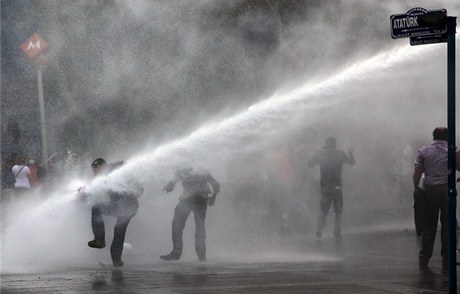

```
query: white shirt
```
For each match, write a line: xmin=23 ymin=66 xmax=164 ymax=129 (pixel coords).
xmin=12 ymin=165 xmax=31 ymax=189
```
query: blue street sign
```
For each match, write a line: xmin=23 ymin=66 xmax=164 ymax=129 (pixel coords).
xmin=410 ymin=34 xmax=448 ymax=46
xmin=391 ymin=7 xmax=447 ymax=39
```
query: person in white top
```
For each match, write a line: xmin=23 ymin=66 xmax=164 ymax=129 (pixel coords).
xmin=11 ymin=155 xmax=31 ymax=194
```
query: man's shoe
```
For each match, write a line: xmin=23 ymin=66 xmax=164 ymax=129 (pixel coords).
xmin=160 ymin=253 xmax=180 ymax=261
xmin=113 ymin=260 xmax=124 ymax=267
xmin=419 ymin=263 xmax=429 ymax=272
xmin=88 ymin=240 xmax=105 ymax=249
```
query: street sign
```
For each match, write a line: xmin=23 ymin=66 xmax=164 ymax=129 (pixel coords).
xmin=20 ymin=34 xmax=49 ymax=60
xmin=410 ymin=34 xmax=448 ymax=46
xmin=390 ymin=7 xmax=447 ymax=39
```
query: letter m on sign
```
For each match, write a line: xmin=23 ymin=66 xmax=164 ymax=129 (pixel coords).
xmin=20 ymin=34 xmax=49 ymax=60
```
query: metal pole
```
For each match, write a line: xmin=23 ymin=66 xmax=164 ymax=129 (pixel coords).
xmin=447 ymin=16 xmax=457 ymax=294
xmin=37 ymin=67 xmax=48 ymax=169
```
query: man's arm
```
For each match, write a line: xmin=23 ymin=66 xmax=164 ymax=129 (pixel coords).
xmin=163 ymin=180 xmax=177 ymax=193
xmin=164 ymin=171 xmax=181 ymax=193
xmin=413 ymin=149 xmax=424 ymax=189
xmin=413 ymin=165 xmax=423 ymax=190
xmin=207 ymin=175 xmax=220 ymax=206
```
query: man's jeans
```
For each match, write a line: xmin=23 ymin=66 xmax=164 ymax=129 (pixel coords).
xmin=317 ymin=186 xmax=343 ymax=237
xmin=171 ymin=195 xmax=208 ymax=260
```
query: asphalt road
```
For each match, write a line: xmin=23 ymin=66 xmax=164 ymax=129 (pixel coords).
xmin=2 ymin=225 xmax=457 ymax=294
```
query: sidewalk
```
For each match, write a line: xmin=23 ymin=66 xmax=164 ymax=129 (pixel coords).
xmin=2 ymin=227 xmax=457 ymax=293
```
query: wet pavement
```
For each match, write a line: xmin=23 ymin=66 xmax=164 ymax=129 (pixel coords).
xmin=1 ymin=227 xmax=457 ymax=293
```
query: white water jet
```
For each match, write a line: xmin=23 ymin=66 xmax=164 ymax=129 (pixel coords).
xmin=112 ymin=43 xmax=436 ymax=182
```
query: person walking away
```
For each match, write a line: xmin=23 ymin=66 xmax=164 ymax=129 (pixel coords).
xmin=11 ymin=154 xmax=31 ymax=195
xmin=81 ymin=158 xmax=143 ymax=267
xmin=413 ymin=127 xmax=460 ymax=272
xmin=161 ymin=166 xmax=220 ymax=261
xmin=308 ymin=137 xmax=355 ymax=241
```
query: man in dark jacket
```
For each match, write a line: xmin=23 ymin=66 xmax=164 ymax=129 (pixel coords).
xmin=161 ymin=166 xmax=220 ymax=261
xmin=84 ymin=158 xmax=143 ymax=267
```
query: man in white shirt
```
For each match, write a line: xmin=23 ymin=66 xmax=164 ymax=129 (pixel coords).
xmin=12 ymin=155 xmax=31 ymax=194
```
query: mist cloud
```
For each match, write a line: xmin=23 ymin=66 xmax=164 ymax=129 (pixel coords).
xmin=2 ymin=0 xmax=460 ymax=273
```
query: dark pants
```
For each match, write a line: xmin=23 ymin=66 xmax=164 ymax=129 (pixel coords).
xmin=317 ymin=186 xmax=343 ymax=237
xmin=91 ymin=193 xmax=138 ymax=262
xmin=170 ymin=195 xmax=208 ymax=260
xmin=419 ymin=184 xmax=448 ymax=267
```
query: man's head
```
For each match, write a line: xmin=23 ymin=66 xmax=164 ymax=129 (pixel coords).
xmin=91 ymin=158 xmax=107 ymax=175
xmin=323 ymin=137 xmax=337 ymax=150
xmin=28 ymin=155 xmax=37 ymax=165
xmin=433 ymin=127 xmax=448 ymax=141
xmin=180 ymin=166 xmax=193 ymax=176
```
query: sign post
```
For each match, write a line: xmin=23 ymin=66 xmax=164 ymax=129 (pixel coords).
xmin=20 ymin=34 xmax=49 ymax=168
xmin=446 ymin=16 xmax=457 ymax=294
xmin=391 ymin=8 xmax=457 ymax=293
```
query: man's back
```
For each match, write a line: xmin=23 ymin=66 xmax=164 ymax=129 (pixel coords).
xmin=416 ymin=141 xmax=448 ymax=186
xmin=12 ymin=164 xmax=31 ymax=188
xmin=176 ymin=168 xmax=219 ymax=199
xmin=309 ymin=148 xmax=354 ymax=187
xmin=181 ymin=172 xmax=212 ymax=196
xmin=317 ymin=149 xmax=347 ymax=187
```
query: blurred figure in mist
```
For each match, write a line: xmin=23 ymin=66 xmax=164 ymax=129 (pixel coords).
xmin=308 ymin=137 xmax=355 ymax=241
xmin=82 ymin=158 xmax=143 ymax=267
xmin=227 ymin=150 xmax=270 ymax=234
xmin=413 ymin=127 xmax=460 ymax=272
xmin=2 ymin=159 xmax=15 ymax=191
xmin=44 ymin=153 xmax=59 ymax=188
xmin=390 ymin=142 xmax=414 ymax=205
xmin=265 ymin=142 xmax=304 ymax=235
xmin=161 ymin=166 xmax=220 ymax=261
xmin=27 ymin=155 xmax=40 ymax=188
xmin=11 ymin=154 xmax=31 ymax=196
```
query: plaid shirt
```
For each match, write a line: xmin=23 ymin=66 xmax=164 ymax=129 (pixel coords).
xmin=414 ymin=140 xmax=460 ymax=185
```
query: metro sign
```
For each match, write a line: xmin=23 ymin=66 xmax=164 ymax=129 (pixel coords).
xmin=20 ymin=34 xmax=49 ymax=60
xmin=390 ymin=7 xmax=447 ymax=39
